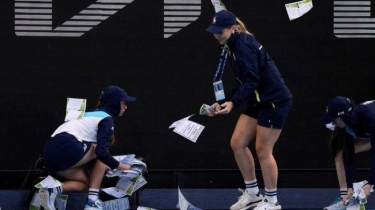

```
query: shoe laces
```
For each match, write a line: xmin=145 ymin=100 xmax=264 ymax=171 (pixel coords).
xmin=94 ymin=199 xmax=103 ymax=208
xmin=237 ymin=188 xmax=247 ymax=200
xmin=331 ymin=197 xmax=343 ymax=205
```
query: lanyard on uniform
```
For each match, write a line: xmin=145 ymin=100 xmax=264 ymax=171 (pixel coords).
xmin=213 ymin=45 xmax=230 ymax=82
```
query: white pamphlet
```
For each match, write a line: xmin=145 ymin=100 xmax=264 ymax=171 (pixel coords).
xmin=210 ymin=0 xmax=226 ymax=12
xmin=113 ymin=154 xmax=135 ymax=164
xmin=170 ymin=115 xmax=205 ymax=143
xmin=29 ymin=191 xmax=68 ymax=210
xmin=169 ymin=114 xmax=194 ymax=129
xmin=55 ymin=194 xmax=68 ymax=210
xmin=103 ymin=174 xmax=147 ymax=197
xmin=34 ymin=175 xmax=62 ymax=189
xmin=173 ymin=120 xmax=205 ymax=143
xmin=64 ymin=98 xmax=86 ymax=121
xmin=177 ymin=187 xmax=202 ymax=210
xmin=133 ymin=175 xmax=147 ymax=192
xmin=285 ymin=0 xmax=313 ymax=21
xmin=137 ymin=207 xmax=157 ymax=210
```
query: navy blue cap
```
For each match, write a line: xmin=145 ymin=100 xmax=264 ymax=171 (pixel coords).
xmin=100 ymin=85 xmax=136 ymax=103
xmin=206 ymin=10 xmax=236 ymax=34
xmin=320 ymin=96 xmax=354 ymax=124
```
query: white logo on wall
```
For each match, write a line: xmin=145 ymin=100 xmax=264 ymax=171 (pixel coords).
xmin=14 ymin=0 xmax=201 ymax=38
xmin=334 ymin=0 xmax=375 ymax=38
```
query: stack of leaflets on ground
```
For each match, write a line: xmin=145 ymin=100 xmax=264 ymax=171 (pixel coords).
xmin=345 ymin=180 xmax=373 ymax=210
xmin=30 ymin=176 xmax=68 ymax=210
xmin=103 ymin=154 xmax=147 ymax=198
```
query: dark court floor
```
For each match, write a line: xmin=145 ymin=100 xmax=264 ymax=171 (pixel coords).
xmin=1 ymin=188 xmax=375 ymax=210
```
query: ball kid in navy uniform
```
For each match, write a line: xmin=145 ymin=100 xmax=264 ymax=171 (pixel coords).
xmin=41 ymin=85 xmax=135 ymax=210
xmin=205 ymin=10 xmax=292 ymax=210
xmin=321 ymin=97 xmax=375 ymax=208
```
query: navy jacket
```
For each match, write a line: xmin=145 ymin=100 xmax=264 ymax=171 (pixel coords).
xmin=343 ymin=100 xmax=375 ymax=187
xmin=224 ymin=32 xmax=292 ymax=106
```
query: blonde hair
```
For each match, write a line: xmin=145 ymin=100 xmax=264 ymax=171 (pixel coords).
xmin=234 ymin=17 xmax=252 ymax=35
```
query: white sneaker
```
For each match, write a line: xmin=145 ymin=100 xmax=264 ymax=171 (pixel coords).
xmin=253 ymin=198 xmax=281 ymax=210
xmin=84 ymin=198 xmax=103 ymax=210
xmin=230 ymin=188 xmax=263 ymax=210
xmin=324 ymin=197 xmax=347 ymax=210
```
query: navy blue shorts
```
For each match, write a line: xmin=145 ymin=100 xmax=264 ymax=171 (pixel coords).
xmin=43 ymin=132 xmax=92 ymax=174
xmin=242 ymin=99 xmax=292 ymax=129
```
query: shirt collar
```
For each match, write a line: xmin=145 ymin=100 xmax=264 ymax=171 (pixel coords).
xmin=226 ymin=32 xmax=240 ymax=50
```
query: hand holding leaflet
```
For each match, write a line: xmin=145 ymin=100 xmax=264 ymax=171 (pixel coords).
xmin=103 ymin=155 xmax=148 ymax=197
xmin=199 ymin=104 xmax=215 ymax=116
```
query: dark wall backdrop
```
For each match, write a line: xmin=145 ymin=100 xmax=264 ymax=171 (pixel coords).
xmin=1 ymin=0 xmax=374 ymax=174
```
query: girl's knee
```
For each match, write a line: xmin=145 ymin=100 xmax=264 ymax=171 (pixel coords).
xmin=230 ymin=137 xmax=247 ymax=151
xmin=255 ymin=145 xmax=272 ymax=160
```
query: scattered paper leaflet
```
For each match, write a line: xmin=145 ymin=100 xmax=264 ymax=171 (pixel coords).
xmin=64 ymin=98 xmax=86 ymax=121
xmin=345 ymin=180 xmax=373 ymax=207
xmin=34 ymin=175 xmax=62 ymax=189
xmin=176 ymin=187 xmax=202 ymax=210
xmin=210 ymin=0 xmax=226 ymax=12
xmin=285 ymin=0 xmax=313 ymax=21
xmin=169 ymin=115 xmax=205 ymax=143
xmin=102 ymin=174 xmax=147 ymax=197
xmin=104 ymin=155 xmax=147 ymax=197
xmin=137 ymin=207 xmax=157 ymax=210
xmin=31 ymin=176 xmax=67 ymax=210
xmin=30 ymin=192 xmax=68 ymax=210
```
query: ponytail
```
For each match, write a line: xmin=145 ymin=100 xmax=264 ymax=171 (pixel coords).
xmin=110 ymin=134 xmax=116 ymax=146
xmin=234 ymin=17 xmax=253 ymax=35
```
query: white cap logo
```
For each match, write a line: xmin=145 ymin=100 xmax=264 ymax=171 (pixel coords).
xmin=213 ymin=16 xmax=217 ymax=24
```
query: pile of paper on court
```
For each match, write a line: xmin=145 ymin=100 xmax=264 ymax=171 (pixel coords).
xmin=30 ymin=175 xmax=68 ymax=210
xmin=102 ymin=154 xmax=148 ymax=198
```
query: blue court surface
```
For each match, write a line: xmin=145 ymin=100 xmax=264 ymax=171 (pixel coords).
xmin=1 ymin=188 xmax=375 ymax=210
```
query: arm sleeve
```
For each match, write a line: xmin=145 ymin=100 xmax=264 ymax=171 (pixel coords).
xmin=95 ymin=117 xmax=120 ymax=169
xmin=230 ymin=44 xmax=260 ymax=107
xmin=343 ymin=136 xmax=356 ymax=188
xmin=224 ymin=85 xmax=238 ymax=104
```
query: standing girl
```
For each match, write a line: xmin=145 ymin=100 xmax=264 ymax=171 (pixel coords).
xmin=205 ymin=10 xmax=292 ymax=210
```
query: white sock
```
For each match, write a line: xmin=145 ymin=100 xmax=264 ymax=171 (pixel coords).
xmin=88 ymin=188 xmax=99 ymax=201
xmin=245 ymin=180 xmax=259 ymax=195
xmin=51 ymin=185 xmax=62 ymax=194
xmin=340 ymin=188 xmax=347 ymax=199
xmin=265 ymin=188 xmax=278 ymax=204
xmin=57 ymin=185 xmax=63 ymax=193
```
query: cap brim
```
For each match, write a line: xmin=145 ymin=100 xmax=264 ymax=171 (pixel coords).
xmin=320 ymin=113 xmax=335 ymax=124
xmin=205 ymin=25 xmax=225 ymax=34
xmin=123 ymin=96 xmax=136 ymax=101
